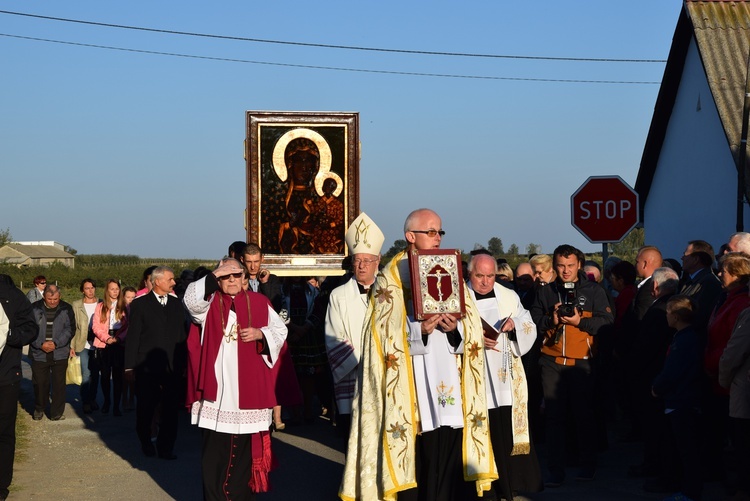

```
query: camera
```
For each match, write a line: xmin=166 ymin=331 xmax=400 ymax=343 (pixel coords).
xmin=557 ymin=282 xmax=579 ymax=318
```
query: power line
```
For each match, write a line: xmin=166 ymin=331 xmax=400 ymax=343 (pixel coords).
xmin=0 ymin=33 xmax=662 ymax=85
xmin=0 ymin=9 xmax=667 ymax=64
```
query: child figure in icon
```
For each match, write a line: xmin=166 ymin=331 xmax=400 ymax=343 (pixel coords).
xmin=312 ymin=175 xmax=345 ymax=254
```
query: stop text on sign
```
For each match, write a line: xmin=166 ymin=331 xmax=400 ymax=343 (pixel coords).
xmin=578 ymin=199 xmax=633 ymax=220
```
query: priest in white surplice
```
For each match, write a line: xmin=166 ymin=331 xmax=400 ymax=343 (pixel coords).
xmin=340 ymin=209 xmax=496 ymax=501
xmin=467 ymin=253 xmax=543 ymax=500
xmin=325 ymin=212 xmax=384 ymax=433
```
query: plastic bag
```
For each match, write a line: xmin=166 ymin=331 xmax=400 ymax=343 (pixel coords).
xmin=66 ymin=355 xmax=82 ymax=385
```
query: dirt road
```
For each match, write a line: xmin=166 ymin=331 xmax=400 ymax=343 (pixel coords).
xmin=10 ymin=359 xmax=346 ymax=501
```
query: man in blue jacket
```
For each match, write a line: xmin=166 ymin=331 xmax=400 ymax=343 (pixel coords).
xmin=0 ymin=274 xmax=37 ymax=501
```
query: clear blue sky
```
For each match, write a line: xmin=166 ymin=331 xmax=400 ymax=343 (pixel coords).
xmin=0 ymin=1 xmax=683 ymax=259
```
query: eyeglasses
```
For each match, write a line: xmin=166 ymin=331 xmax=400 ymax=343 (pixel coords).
xmin=219 ymin=272 xmax=244 ymax=280
xmin=38 ymin=282 xmax=47 ymax=285
xmin=409 ymin=229 xmax=445 ymax=237
xmin=352 ymin=258 xmax=379 ymax=266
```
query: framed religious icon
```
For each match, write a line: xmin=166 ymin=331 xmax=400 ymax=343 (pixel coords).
xmin=408 ymin=249 xmax=466 ymax=320
xmin=245 ymin=111 xmax=360 ymax=276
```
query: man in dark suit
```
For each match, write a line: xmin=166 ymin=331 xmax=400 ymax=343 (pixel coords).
xmin=679 ymin=239 xmax=724 ymax=482
xmin=612 ymin=246 xmax=663 ymax=442
xmin=125 ymin=266 xmax=187 ymax=459
xmin=679 ymin=240 xmax=722 ymax=337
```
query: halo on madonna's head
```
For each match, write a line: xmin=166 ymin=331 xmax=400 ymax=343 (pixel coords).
xmin=271 ymin=128 xmax=332 ymax=182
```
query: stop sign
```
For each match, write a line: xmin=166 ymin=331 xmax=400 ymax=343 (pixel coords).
xmin=571 ymin=176 xmax=639 ymax=243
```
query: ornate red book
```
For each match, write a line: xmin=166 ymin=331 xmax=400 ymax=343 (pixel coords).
xmin=408 ymin=248 xmax=466 ymax=320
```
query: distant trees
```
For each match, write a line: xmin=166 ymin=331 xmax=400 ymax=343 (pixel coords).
xmin=526 ymin=243 xmax=541 ymax=255
xmin=0 ymin=227 xmax=11 ymax=247
xmin=487 ymin=237 xmax=504 ymax=256
xmin=383 ymin=239 xmax=408 ymax=261
xmin=507 ymin=244 xmax=519 ymax=256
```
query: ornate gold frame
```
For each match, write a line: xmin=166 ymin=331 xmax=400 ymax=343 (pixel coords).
xmin=245 ymin=111 xmax=359 ymax=276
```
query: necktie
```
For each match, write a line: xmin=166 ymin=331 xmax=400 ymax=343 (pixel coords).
xmin=159 ymin=295 xmax=167 ymax=306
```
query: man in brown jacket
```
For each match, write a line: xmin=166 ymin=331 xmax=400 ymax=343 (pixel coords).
xmin=530 ymin=244 xmax=614 ymax=487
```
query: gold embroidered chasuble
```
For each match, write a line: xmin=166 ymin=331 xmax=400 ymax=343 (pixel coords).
xmin=471 ymin=284 xmax=533 ymax=456
xmin=339 ymin=251 xmax=497 ymax=501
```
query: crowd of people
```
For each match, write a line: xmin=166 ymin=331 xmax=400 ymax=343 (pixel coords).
xmin=340 ymin=219 xmax=750 ymax=501
xmin=2 ymin=215 xmax=750 ymax=501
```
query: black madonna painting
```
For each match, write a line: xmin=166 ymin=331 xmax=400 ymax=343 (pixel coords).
xmin=246 ymin=112 xmax=359 ymax=273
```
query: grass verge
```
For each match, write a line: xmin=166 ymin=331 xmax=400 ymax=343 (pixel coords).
xmin=8 ymin=403 xmax=29 ymax=494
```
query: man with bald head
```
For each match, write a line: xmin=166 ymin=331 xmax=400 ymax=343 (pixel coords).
xmin=617 ymin=246 xmax=663 ymax=439
xmin=633 ymin=246 xmax=663 ymax=320
xmin=341 ymin=208 xmax=496 ymax=501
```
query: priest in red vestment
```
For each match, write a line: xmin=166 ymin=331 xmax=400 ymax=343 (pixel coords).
xmin=184 ymin=258 xmax=288 ymax=501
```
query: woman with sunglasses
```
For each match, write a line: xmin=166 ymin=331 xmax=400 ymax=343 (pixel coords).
xmin=26 ymin=275 xmax=46 ymax=303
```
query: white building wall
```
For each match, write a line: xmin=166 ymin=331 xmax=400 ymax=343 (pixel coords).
xmin=644 ymin=37 xmax=750 ymax=260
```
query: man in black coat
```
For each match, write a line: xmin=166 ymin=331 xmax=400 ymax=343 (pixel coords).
xmin=633 ymin=246 xmax=663 ymax=320
xmin=616 ymin=246 xmax=663 ymax=439
xmin=0 ymin=274 xmax=37 ymax=501
xmin=125 ymin=266 xmax=187 ymax=459
xmin=628 ymin=267 xmax=679 ymax=480
xmin=679 ymin=240 xmax=722 ymax=338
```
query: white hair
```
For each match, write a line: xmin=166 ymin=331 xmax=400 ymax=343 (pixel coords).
xmin=730 ymin=232 xmax=750 ymax=254
xmin=652 ymin=267 xmax=679 ymax=295
xmin=150 ymin=266 xmax=174 ymax=286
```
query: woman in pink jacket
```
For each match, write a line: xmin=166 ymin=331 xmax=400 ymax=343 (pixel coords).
xmin=92 ymin=279 xmax=129 ymax=416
